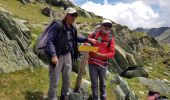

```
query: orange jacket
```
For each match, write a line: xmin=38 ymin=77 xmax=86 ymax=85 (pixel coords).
xmin=88 ymin=31 xmax=115 ymax=66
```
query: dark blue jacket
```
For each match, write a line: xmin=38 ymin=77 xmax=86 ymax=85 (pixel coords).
xmin=46 ymin=20 xmax=88 ymax=59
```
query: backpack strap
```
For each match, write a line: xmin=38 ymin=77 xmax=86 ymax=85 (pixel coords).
xmin=107 ymin=33 xmax=112 ymax=48
xmin=92 ymin=32 xmax=96 ymax=39
xmin=91 ymin=31 xmax=112 ymax=48
xmin=52 ymin=20 xmax=66 ymax=38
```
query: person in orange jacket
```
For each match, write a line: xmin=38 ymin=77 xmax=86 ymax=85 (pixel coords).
xmin=88 ymin=19 xmax=115 ymax=100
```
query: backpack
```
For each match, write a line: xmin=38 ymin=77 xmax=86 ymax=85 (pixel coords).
xmin=34 ymin=20 xmax=63 ymax=60
xmin=91 ymin=31 xmax=112 ymax=48
xmin=34 ymin=20 xmax=79 ymax=61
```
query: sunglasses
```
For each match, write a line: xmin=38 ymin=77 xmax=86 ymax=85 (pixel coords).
xmin=102 ymin=24 xmax=112 ymax=28
xmin=69 ymin=13 xmax=78 ymax=17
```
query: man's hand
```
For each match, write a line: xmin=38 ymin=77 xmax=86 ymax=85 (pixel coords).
xmin=88 ymin=38 xmax=97 ymax=44
xmin=52 ymin=56 xmax=58 ymax=64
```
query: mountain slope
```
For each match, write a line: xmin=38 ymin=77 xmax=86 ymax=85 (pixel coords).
xmin=134 ymin=27 xmax=170 ymax=44
xmin=0 ymin=0 xmax=170 ymax=99
xmin=155 ymin=29 xmax=170 ymax=44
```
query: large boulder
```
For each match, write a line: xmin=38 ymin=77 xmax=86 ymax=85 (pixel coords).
xmin=111 ymin=75 xmax=138 ymax=100
xmin=0 ymin=7 xmax=44 ymax=73
xmin=139 ymin=77 xmax=170 ymax=97
xmin=128 ymin=35 xmax=163 ymax=52
xmin=109 ymin=43 xmax=148 ymax=78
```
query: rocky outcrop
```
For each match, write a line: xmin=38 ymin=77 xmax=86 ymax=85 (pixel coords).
xmin=111 ymin=75 xmax=138 ymax=100
xmin=45 ymin=0 xmax=75 ymax=8
xmin=21 ymin=0 xmax=36 ymax=4
xmin=0 ymin=7 xmax=44 ymax=73
xmin=139 ymin=77 xmax=170 ymax=96
xmin=77 ymin=9 xmax=96 ymax=18
xmin=155 ymin=29 xmax=170 ymax=44
xmin=112 ymin=25 xmax=163 ymax=52
xmin=128 ymin=35 xmax=163 ymax=52
xmin=134 ymin=27 xmax=170 ymax=37
xmin=40 ymin=7 xmax=64 ymax=20
xmin=109 ymin=39 xmax=148 ymax=78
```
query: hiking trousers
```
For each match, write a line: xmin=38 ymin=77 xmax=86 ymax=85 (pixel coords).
xmin=48 ymin=53 xmax=72 ymax=100
xmin=89 ymin=64 xmax=107 ymax=100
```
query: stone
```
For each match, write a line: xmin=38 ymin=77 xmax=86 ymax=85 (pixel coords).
xmin=126 ymin=52 xmax=137 ymax=67
xmin=0 ymin=8 xmax=44 ymax=73
xmin=112 ymin=75 xmax=138 ymax=100
xmin=139 ymin=77 xmax=170 ymax=96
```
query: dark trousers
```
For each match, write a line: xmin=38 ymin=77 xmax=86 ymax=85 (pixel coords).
xmin=48 ymin=53 xmax=72 ymax=100
xmin=89 ymin=64 xmax=107 ymax=100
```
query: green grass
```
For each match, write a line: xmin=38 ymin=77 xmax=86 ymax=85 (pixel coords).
xmin=0 ymin=67 xmax=49 ymax=100
xmin=0 ymin=0 xmax=49 ymax=24
xmin=133 ymin=32 xmax=147 ymax=38
xmin=0 ymin=67 xmax=117 ymax=100
xmin=77 ymin=16 xmax=101 ymax=25
xmin=0 ymin=67 xmax=78 ymax=100
xmin=0 ymin=0 xmax=102 ymax=47
xmin=161 ymin=43 xmax=170 ymax=53
xmin=1 ymin=0 xmax=170 ymax=99
xmin=125 ymin=78 xmax=148 ymax=99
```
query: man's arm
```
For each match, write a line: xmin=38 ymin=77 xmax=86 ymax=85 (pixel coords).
xmin=46 ymin=23 xmax=58 ymax=58
xmin=77 ymin=34 xmax=97 ymax=44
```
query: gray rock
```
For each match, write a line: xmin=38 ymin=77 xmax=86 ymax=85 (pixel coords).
xmin=77 ymin=9 xmax=92 ymax=18
xmin=114 ymin=85 xmax=126 ymax=100
xmin=112 ymin=75 xmax=138 ymax=100
xmin=69 ymin=92 xmax=83 ymax=100
xmin=41 ymin=7 xmax=51 ymax=17
xmin=126 ymin=52 xmax=137 ymax=66
xmin=45 ymin=0 xmax=75 ymax=8
xmin=139 ymin=77 xmax=170 ymax=95
xmin=0 ymin=8 xmax=44 ymax=73
xmin=69 ymin=81 xmax=89 ymax=100
xmin=21 ymin=0 xmax=36 ymax=4
xmin=109 ymin=44 xmax=147 ymax=78
xmin=14 ymin=18 xmax=31 ymax=35
xmin=114 ymin=45 xmax=130 ymax=72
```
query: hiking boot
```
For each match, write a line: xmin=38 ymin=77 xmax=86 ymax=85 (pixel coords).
xmin=60 ymin=95 xmax=69 ymax=100
xmin=101 ymin=96 xmax=106 ymax=100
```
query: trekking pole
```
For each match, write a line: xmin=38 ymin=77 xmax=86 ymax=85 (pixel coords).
xmin=74 ymin=52 xmax=89 ymax=92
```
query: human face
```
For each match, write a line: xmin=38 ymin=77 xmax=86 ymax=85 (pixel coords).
xmin=65 ymin=13 xmax=78 ymax=25
xmin=102 ymin=23 xmax=112 ymax=28
xmin=101 ymin=23 xmax=112 ymax=34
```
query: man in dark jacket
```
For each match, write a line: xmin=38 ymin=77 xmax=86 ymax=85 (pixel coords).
xmin=46 ymin=7 xmax=96 ymax=100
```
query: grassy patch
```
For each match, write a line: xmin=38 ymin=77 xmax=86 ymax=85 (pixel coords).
xmin=0 ymin=67 xmax=49 ymax=100
xmin=161 ymin=43 xmax=170 ymax=53
xmin=133 ymin=32 xmax=147 ymax=38
xmin=0 ymin=67 xmax=117 ymax=100
xmin=77 ymin=16 xmax=101 ymax=25
xmin=0 ymin=0 xmax=49 ymax=24
xmin=125 ymin=78 xmax=148 ymax=99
